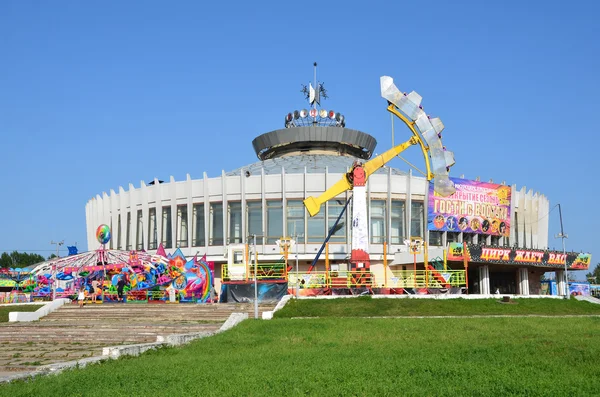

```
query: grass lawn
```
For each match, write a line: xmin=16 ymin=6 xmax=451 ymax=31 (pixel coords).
xmin=1 ymin=299 xmax=599 ymax=396
xmin=0 ymin=305 xmax=43 ymax=323
xmin=276 ymin=296 xmax=600 ymax=318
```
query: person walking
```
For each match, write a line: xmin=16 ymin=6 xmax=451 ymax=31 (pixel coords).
xmin=91 ymin=278 xmax=101 ymax=303
xmin=77 ymin=285 xmax=86 ymax=308
xmin=210 ymin=284 xmax=218 ymax=304
xmin=117 ymin=276 xmax=126 ymax=303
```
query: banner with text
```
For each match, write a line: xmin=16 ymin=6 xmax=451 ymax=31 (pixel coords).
xmin=429 ymin=178 xmax=511 ymax=237
xmin=446 ymin=243 xmax=591 ymax=270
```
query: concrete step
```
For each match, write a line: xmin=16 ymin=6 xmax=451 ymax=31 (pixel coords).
xmin=0 ymin=300 xmax=280 ymax=375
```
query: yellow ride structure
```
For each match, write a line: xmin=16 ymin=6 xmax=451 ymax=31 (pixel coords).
xmin=302 ymin=75 xmax=460 ymax=291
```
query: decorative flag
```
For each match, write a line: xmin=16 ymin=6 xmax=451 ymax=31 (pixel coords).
xmin=156 ymin=243 xmax=167 ymax=258
xmin=309 ymin=83 xmax=320 ymax=105
xmin=67 ymin=246 xmax=78 ymax=256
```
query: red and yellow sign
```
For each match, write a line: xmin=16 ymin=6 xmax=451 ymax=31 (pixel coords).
xmin=446 ymin=243 xmax=591 ymax=270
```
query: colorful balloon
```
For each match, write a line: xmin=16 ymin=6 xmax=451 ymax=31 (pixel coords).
xmin=96 ymin=224 xmax=111 ymax=245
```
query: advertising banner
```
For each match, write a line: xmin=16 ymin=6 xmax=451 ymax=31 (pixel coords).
xmin=569 ymin=282 xmax=590 ymax=296
xmin=224 ymin=282 xmax=288 ymax=303
xmin=446 ymin=244 xmax=591 ymax=270
xmin=429 ymin=177 xmax=511 ymax=237
xmin=446 ymin=242 xmax=470 ymax=262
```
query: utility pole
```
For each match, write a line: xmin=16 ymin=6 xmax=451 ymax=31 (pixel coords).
xmin=555 ymin=204 xmax=569 ymax=299
xmin=50 ymin=240 xmax=64 ymax=258
xmin=50 ymin=240 xmax=64 ymax=300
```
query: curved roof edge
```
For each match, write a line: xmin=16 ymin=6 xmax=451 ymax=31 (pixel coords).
xmin=252 ymin=126 xmax=377 ymax=160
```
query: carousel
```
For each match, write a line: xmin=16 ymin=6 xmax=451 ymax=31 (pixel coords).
xmin=0 ymin=225 xmax=215 ymax=304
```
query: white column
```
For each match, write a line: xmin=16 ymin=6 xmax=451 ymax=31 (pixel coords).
xmin=556 ymin=270 xmax=567 ymax=296
xmin=479 ymin=265 xmax=490 ymax=295
xmin=519 ymin=268 xmax=530 ymax=296
xmin=170 ymin=176 xmax=177 ymax=250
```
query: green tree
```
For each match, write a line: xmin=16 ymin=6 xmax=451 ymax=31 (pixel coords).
xmin=0 ymin=251 xmax=46 ymax=269
xmin=585 ymin=263 xmax=600 ymax=284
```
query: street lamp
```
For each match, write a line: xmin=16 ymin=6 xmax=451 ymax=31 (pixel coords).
xmin=555 ymin=204 xmax=568 ymax=299
xmin=50 ymin=240 xmax=64 ymax=300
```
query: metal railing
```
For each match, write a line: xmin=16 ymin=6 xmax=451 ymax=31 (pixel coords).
xmin=222 ymin=262 xmax=287 ymax=282
xmin=224 ymin=263 xmax=467 ymax=289
xmin=388 ymin=270 xmax=466 ymax=289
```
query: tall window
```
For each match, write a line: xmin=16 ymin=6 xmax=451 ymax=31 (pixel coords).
xmin=228 ymin=202 xmax=242 ymax=244
xmin=447 ymin=232 xmax=460 ymax=243
xmin=410 ymin=201 xmax=424 ymax=238
xmin=136 ymin=210 xmax=143 ymax=250
xmin=491 ymin=235 xmax=500 ymax=246
xmin=192 ymin=204 xmax=205 ymax=247
xmin=463 ymin=233 xmax=475 ymax=244
xmin=266 ymin=200 xmax=283 ymax=244
xmin=328 ymin=200 xmax=347 ymax=243
xmin=209 ymin=203 xmax=223 ymax=246
xmin=307 ymin=203 xmax=325 ymax=243
xmin=370 ymin=200 xmax=386 ymax=244
xmin=148 ymin=208 xmax=157 ymax=250
xmin=247 ymin=201 xmax=263 ymax=244
xmin=161 ymin=207 xmax=172 ymax=249
xmin=391 ymin=200 xmax=405 ymax=244
xmin=286 ymin=200 xmax=305 ymax=243
xmin=125 ymin=212 xmax=132 ymax=250
xmin=429 ymin=231 xmax=442 ymax=246
xmin=117 ymin=214 xmax=123 ymax=250
xmin=177 ymin=205 xmax=188 ymax=248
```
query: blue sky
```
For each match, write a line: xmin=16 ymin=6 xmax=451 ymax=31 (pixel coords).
xmin=0 ymin=1 xmax=598 ymax=277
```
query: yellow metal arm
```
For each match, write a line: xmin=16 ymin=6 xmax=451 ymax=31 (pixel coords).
xmin=304 ymin=136 xmax=417 ymax=217
xmin=304 ymin=176 xmax=352 ymax=217
xmin=364 ymin=136 xmax=417 ymax=178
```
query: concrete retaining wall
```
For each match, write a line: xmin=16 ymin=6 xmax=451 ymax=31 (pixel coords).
xmin=9 ymin=299 xmax=71 ymax=322
xmin=262 ymin=294 xmax=292 ymax=319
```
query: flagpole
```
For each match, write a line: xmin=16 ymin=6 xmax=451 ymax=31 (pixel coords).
xmin=102 ymin=244 xmax=106 ymax=303
xmin=313 ymin=62 xmax=317 ymax=111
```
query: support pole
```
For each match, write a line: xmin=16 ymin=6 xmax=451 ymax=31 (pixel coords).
xmin=383 ymin=241 xmax=387 ymax=289
xmin=295 ymin=236 xmax=299 ymax=299
xmin=556 ymin=204 xmax=569 ymax=299
xmin=424 ymin=242 xmax=429 ymax=288
xmin=463 ymin=242 xmax=469 ymax=294
xmin=413 ymin=253 xmax=417 ymax=289
xmin=253 ymin=235 xmax=258 ymax=319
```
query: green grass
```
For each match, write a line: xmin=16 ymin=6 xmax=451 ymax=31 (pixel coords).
xmin=275 ymin=296 xmax=600 ymax=318
xmin=1 ymin=316 xmax=600 ymax=396
xmin=0 ymin=305 xmax=43 ymax=323
xmin=1 ymin=298 xmax=599 ymax=396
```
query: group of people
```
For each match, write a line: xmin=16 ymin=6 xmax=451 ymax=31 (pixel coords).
xmin=77 ymin=278 xmax=102 ymax=307
xmin=76 ymin=276 xmax=218 ymax=307
xmin=77 ymin=276 xmax=127 ymax=307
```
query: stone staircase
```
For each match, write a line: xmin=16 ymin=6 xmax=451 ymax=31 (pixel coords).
xmin=0 ymin=302 xmax=276 ymax=375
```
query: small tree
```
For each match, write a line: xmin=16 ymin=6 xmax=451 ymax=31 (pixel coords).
xmin=585 ymin=263 xmax=600 ymax=284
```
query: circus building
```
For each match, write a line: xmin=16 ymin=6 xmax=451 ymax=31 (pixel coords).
xmin=81 ymin=74 xmax=591 ymax=301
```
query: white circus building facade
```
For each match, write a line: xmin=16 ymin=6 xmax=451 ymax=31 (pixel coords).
xmin=85 ymin=79 xmax=590 ymax=298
